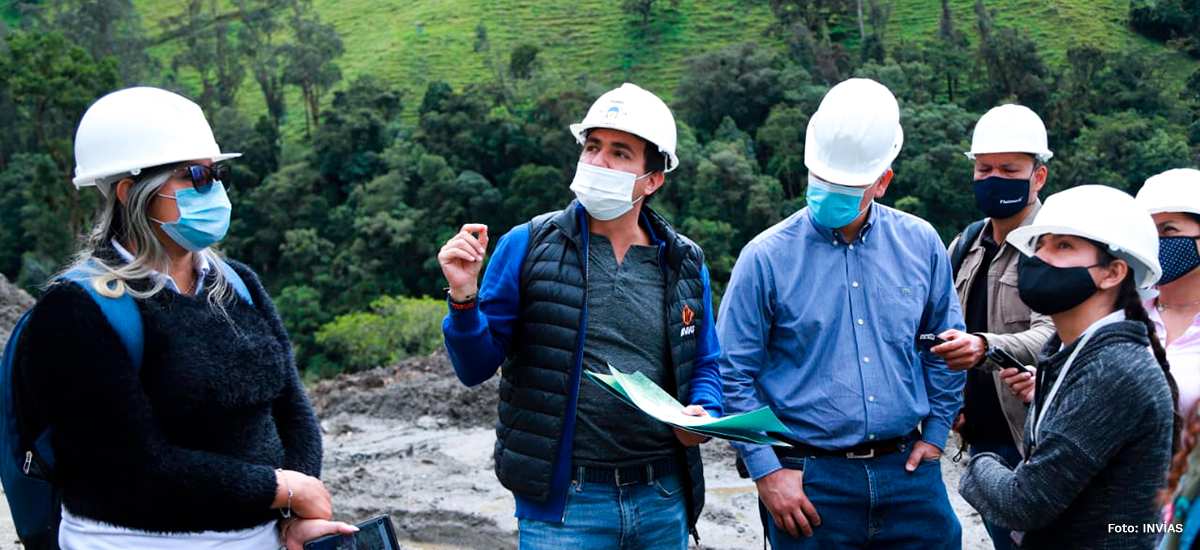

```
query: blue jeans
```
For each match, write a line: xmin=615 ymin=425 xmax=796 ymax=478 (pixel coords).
xmin=518 ymin=470 xmax=687 ymax=550
xmin=764 ymin=440 xmax=961 ymax=550
xmin=969 ymin=441 xmax=1024 ymax=550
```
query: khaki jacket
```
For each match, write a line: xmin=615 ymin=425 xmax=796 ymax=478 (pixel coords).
xmin=948 ymin=201 xmax=1055 ymax=451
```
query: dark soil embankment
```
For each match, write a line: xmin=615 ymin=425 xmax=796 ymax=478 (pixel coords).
xmin=309 ymin=349 xmax=498 ymax=429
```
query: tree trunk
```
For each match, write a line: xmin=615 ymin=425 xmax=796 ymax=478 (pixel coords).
xmin=857 ymin=0 xmax=865 ymax=40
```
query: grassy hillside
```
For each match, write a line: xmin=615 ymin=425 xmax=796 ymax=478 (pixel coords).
xmin=133 ymin=0 xmax=783 ymax=128
xmin=126 ymin=0 xmax=1198 ymax=136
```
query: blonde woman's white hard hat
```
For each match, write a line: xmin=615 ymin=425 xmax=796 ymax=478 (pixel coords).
xmin=73 ymin=86 xmax=241 ymax=196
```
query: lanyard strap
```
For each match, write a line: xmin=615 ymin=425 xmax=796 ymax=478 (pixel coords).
xmin=1031 ymin=329 xmax=1097 ymax=447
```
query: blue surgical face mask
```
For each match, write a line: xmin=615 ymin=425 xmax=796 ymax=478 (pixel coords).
xmin=974 ymin=172 xmax=1033 ymax=219
xmin=1158 ymin=236 xmax=1200 ymax=286
xmin=806 ymin=174 xmax=869 ymax=229
xmin=151 ymin=182 xmax=232 ymax=252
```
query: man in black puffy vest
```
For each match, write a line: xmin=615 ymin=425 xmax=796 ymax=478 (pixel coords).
xmin=438 ymin=83 xmax=723 ymax=549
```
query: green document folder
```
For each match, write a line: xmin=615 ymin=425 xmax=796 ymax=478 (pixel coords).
xmin=584 ymin=364 xmax=795 ymax=447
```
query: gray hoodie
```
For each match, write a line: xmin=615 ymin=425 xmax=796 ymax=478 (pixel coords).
xmin=959 ymin=320 xmax=1174 ymax=549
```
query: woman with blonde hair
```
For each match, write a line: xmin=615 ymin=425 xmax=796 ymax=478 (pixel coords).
xmin=12 ymin=87 xmax=354 ymax=549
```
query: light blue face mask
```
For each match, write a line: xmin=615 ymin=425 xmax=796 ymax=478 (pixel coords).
xmin=151 ymin=182 xmax=232 ymax=252
xmin=805 ymin=174 xmax=869 ymax=229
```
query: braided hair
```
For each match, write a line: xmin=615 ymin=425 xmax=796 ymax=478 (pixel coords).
xmin=1161 ymin=409 xmax=1200 ymax=506
xmin=1097 ymin=246 xmax=1183 ymax=455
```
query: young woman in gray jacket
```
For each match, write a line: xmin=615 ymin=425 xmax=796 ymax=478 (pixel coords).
xmin=960 ymin=185 xmax=1182 ymax=549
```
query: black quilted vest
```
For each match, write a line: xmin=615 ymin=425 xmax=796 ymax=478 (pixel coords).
xmin=494 ymin=201 xmax=708 ymax=528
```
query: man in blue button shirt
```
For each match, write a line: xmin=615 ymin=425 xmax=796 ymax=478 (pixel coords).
xmin=718 ymin=78 xmax=966 ymax=549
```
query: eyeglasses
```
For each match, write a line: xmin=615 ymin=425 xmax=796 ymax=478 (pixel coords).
xmin=173 ymin=164 xmax=231 ymax=194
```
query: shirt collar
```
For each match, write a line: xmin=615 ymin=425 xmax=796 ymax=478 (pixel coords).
xmin=109 ymin=238 xmax=210 ymax=294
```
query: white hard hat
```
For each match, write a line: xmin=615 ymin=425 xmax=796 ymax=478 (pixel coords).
xmin=1136 ymin=168 xmax=1200 ymax=217
xmin=73 ymin=87 xmax=241 ymax=195
xmin=965 ymin=104 xmax=1053 ymax=162
xmin=1008 ymin=185 xmax=1161 ymax=289
xmin=803 ymin=78 xmax=904 ymax=187
xmin=569 ymin=83 xmax=679 ymax=172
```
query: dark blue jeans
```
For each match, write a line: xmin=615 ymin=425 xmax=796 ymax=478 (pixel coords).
xmin=517 ymin=470 xmax=687 ymax=550
xmin=764 ymin=440 xmax=962 ymax=550
xmin=969 ymin=441 xmax=1024 ymax=550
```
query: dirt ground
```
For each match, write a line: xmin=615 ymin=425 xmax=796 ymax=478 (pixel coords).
xmin=309 ymin=350 xmax=993 ymax=550
xmin=0 ymin=269 xmax=991 ymax=549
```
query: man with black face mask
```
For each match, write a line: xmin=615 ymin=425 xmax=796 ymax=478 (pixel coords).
xmin=931 ymin=104 xmax=1056 ymax=550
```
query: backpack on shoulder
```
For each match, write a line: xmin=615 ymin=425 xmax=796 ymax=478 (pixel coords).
xmin=0 ymin=262 xmax=251 ymax=549
xmin=949 ymin=219 xmax=987 ymax=278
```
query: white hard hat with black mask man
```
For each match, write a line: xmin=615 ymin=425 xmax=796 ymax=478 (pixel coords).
xmin=934 ymin=105 xmax=1054 ymax=375
xmin=931 ymin=105 xmax=1058 ymax=529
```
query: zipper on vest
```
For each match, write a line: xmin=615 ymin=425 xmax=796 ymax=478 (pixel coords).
xmin=562 ymin=215 xmax=591 ymax=523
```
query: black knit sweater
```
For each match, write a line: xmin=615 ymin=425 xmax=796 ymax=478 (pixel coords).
xmin=16 ymin=259 xmax=322 ymax=533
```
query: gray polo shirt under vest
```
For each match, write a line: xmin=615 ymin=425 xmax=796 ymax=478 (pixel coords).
xmin=572 ymin=232 xmax=678 ymax=468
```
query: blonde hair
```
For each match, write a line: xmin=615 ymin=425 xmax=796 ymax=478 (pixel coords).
xmin=52 ymin=163 xmax=236 ymax=312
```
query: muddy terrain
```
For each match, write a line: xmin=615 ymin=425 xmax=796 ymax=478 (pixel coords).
xmin=310 ymin=349 xmax=991 ymax=550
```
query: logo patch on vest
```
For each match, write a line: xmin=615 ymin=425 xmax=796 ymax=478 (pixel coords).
xmin=680 ymin=305 xmax=696 ymax=337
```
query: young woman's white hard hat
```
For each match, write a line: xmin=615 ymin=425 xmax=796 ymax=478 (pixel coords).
xmin=569 ymin=83 xmax=679 ymax=172
xmin=1136 ymin=168 xmax=1200 ymax=217
xmin=803 ymin=78 xmax=904 ymax=187
xmin=1008 ymin=184 xmax=1162 ymax=290
xmin=73 ymin=87 xmax=241 ymax=196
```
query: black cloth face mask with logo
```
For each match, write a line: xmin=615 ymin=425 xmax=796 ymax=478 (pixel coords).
xmin=1017 ymin=254 xmax=1100 ymax=315
xmin=973 ymin=173 xmax=1032 ymax=219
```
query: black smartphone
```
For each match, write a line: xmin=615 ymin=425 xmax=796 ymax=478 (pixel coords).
xmin=986 ymin=347 xmax=1030 ymax=374
xmin=916 ymin=333 xmax=946 ymax=352
xmin=303 ymin=515 xmax=399 ymax=550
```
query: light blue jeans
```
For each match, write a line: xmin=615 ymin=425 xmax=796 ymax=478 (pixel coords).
xmin=517 ymin=470 xmax=688 ymax=550
xmin=764 ymin=438 xmax=962 ymax=550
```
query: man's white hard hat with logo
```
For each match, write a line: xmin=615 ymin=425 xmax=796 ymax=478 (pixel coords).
xmin=570 ymin=83 xmax=679 ymax=172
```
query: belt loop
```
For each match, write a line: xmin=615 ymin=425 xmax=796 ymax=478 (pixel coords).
xmin=647 ymin=462 xmax=655 ymax=486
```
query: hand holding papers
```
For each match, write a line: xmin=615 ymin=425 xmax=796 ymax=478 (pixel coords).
xmin=585 ymin=364 xmax=794 ymax=447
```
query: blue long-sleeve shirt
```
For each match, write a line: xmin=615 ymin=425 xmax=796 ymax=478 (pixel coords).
xmin=718 ymin=204 xmax=965 ymax=480
xmin=442 ymin=207 xmax=724 ymax=522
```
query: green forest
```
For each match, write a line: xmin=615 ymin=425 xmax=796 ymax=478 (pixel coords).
xmin=1 ymin=0 xmax=1198 ymax=378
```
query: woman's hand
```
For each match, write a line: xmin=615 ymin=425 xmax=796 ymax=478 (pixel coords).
xmin=281 ymin=519 xmax=358 ymax=550
xmin=275 ymin=469 xmax=333 ymax=520
xmin=1000 ymin=367 xmax=1036 ymax=403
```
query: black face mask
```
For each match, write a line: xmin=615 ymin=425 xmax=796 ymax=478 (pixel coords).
xmin=973 ymin=174 xmax=1032 ymax=219
xmin=1017 ymin=254 xmax=1100 ymax=315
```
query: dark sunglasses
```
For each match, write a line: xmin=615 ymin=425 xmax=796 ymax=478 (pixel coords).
xmin=172 ymin=164 xmax=231 ymax=193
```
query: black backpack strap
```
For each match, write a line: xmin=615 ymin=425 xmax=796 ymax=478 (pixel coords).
xmin=949 ymin=219 xmax=987 ymax=277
